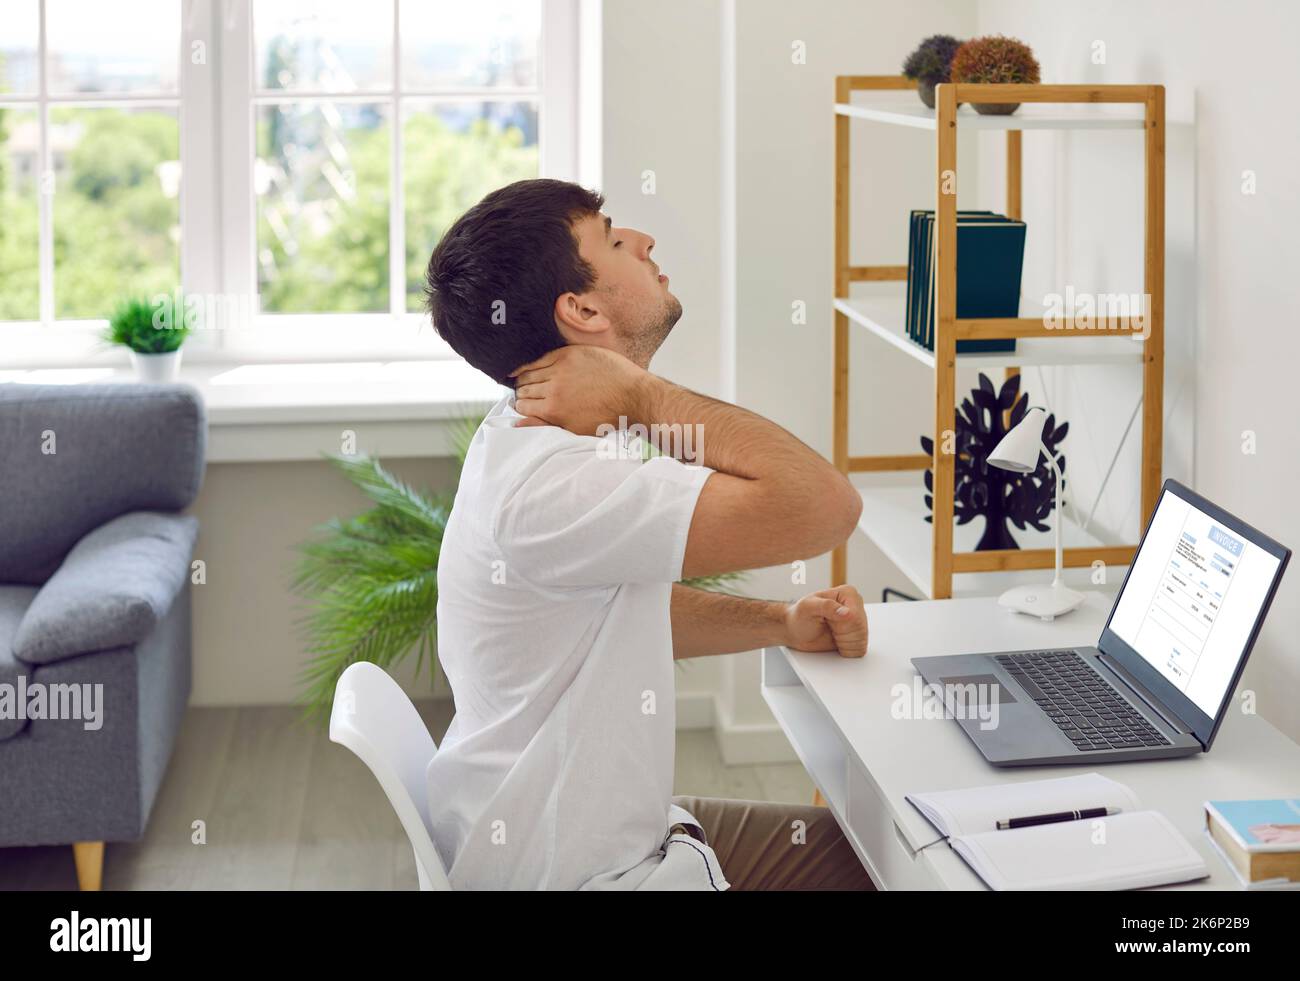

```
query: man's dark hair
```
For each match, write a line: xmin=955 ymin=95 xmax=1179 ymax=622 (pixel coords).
xmin=424 ymin=178 xmax=605 ymax=387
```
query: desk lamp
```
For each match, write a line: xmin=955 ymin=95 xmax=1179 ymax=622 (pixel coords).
xmin=986 ymin=406 xmax=1085 ymax=620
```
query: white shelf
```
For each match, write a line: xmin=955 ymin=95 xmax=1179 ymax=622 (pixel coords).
xmin=835 ymin=291 xmax=1145 ymax=369
xmin=855 ymin=482 xmax=1125 ymax=601
xmin=835 ymin=101 xmax=1145 ymax=131
xmin=759 ymin=681 xmax=848 ymax=812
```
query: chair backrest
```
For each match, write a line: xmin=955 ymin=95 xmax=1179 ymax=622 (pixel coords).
xmin=329 ymin=661 xmax=452 ymax=891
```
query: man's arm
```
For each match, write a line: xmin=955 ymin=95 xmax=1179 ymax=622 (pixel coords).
xmin=511 ymin=346 xmax=862 ymax=580
xmin=633 ymin=374 xmax=861 ymax=579
xmin=670 ymin=584 xmax=786 ymax=659
xmin=671 ymin=583 xmax=869 ymax=660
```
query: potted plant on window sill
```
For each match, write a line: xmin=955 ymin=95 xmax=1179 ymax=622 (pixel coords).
xmin=102 ymin=292 xmax=194 ymax=383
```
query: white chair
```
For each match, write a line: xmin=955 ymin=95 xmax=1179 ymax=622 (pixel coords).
xmin=329 ymin=661 xmax=452 ymax=891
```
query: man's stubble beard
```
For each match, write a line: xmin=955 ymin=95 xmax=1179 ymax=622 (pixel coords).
xmin=624 ymin=293 xmax=683 ymax=369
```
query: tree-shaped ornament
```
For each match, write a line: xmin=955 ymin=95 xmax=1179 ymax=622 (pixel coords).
xmin=919 ymin=372 xmax=1069 ymax=551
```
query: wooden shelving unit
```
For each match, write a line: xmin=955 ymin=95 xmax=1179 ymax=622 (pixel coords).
xmin=831 ymin=77 xmax=1165 ymax=599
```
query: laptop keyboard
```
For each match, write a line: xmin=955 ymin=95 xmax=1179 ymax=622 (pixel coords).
xmin=993 ymin=650 xmax=1173 ymax=752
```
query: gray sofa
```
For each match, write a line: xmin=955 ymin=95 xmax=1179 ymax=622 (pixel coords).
xmin=0 ymin=383 xmax=206 ymax=888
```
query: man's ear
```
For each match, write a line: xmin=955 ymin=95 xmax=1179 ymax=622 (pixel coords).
xmin=554 ymin=290 xmax=611 ymax=343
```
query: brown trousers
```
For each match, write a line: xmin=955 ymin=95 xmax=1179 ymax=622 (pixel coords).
xmin=671 ymin=795 xmax=877 ymax=891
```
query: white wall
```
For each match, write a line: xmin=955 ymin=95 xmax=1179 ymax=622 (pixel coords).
xmin=726 ymin=0 xmax=978 ymax=743
xmin=599 ymin=0 xmax=981 ymax=753
xmin=189 ymin=457 xmax=459 ymax=706
xmin=598 ymin=0 xmax=733 ymax=711
xmin=599 ymin=0 xmax=726 ymax=401
xmin=976 ymin=0 xmax=1300 ymax=741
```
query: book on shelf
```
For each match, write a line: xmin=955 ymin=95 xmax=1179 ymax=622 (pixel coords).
xmin=1204 ymin=798 xmax=1300 ymax=889
xmin=907 ymin=209 xmax=998 ymax=344
xmin=906 ymin=209 xmax=1025 ymax=354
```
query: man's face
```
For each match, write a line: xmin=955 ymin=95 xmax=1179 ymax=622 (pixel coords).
xmin=560 ymin=212 xmax=682 ymax=367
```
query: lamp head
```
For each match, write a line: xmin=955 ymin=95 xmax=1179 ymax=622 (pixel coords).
xmin=988 ymin=405 xmax=1047 ymax=474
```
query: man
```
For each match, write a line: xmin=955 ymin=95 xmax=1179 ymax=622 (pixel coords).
xmin=424 ymin=178 xmax=872 ymax=890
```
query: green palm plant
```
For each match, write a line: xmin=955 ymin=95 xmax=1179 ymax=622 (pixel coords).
xmin=293 ymin=411 xmax=744 ymax=717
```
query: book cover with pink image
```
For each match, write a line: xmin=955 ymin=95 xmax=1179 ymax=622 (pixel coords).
xmin=1206 ymin=799 xmax=1300 ymax=852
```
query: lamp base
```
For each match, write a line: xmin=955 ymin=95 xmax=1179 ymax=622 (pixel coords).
xmin=997 ymin=582 xmax=1086 ymax=622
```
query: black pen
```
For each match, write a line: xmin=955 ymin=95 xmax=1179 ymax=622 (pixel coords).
xmin=995 ymin=806 xmax=1119 ymax=830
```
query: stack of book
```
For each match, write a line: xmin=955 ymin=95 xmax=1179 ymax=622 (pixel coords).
xmin=906 ymin=208 xmax=1027 ymax=354
xmin=1204 ymin=799 xmax=1300 ymax=889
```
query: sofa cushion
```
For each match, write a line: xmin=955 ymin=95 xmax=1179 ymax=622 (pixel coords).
xmin=13 ymin=511 xmax=199 ymax=665
xmin=0 ymin=585 xmax=40 ymax=740
xmin=0 ymin=383 xmax=206 ymax=585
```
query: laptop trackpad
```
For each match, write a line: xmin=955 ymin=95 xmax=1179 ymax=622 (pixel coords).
xmin=939 ymin=674 xmax=1019 ymax=704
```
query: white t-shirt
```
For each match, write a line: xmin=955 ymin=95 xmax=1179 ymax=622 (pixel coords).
xmin=427 ymin=394 xmax=729 ymax=890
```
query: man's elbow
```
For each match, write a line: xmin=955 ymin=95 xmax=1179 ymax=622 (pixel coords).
xmin=796 ymin=477 xmax=861 ymax=557
xmin=824 ymin=478 xmax=862 ymax=548
xmin=741 ymin=475 xmax=861 ymax=567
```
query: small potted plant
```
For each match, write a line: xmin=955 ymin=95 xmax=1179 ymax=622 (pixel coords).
xmin=949 ymin=35 xmax=1041 ymax=115
xmin=103 ymin=292 xmax=194 ymax=382
xmin=902 ymin=35 xmax=963 ymax=109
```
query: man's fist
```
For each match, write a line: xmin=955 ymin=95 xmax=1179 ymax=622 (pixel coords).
xmin=510 ymin=346 xmax=653 ymax=436
xmin=783 ymin=585 xmax=868 ymax=659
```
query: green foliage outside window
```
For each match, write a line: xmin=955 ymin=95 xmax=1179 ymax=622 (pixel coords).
xmin=0 ymin=97 xmax=537 ymax=322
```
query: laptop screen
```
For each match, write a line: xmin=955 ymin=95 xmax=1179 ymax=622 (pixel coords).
xmin=1106 ymin=485 xmax=1285 ymax=721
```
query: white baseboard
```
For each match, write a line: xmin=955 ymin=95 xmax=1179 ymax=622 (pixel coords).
xmin=712 ymin=718 xmax=799 ymax=765
xmin=682 ymin=692 xmax=799 ymax=765
xmin=674 ymin=691 xmax=716 ymax=730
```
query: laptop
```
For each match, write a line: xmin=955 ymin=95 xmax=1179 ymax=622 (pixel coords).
xmin=912 ymin=480 xmax=1290 ymax=766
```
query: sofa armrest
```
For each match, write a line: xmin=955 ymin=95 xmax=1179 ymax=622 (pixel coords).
xmin=13 ymin=511 xmax=199 ymax=665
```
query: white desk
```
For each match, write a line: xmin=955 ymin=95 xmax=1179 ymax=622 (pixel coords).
xmin=761 ymin=592 xmax=1300 ymax=890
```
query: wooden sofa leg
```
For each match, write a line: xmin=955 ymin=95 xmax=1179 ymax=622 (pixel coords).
xmin=73 ymin=841 xmax=104 ymax=891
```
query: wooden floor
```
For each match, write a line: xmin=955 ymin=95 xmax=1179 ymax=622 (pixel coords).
xmin=0 ymin=703 xmax=812 ymax=890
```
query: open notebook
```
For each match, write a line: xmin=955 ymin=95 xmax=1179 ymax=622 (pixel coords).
xmin=907 ymin=773 xmax=1209 ymax=890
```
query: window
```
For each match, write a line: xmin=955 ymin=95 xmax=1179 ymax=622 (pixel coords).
xmin=1 ymin=0 xmax=581 ymax=365
xmin=1 ymin=0 xmax=181 ymax=335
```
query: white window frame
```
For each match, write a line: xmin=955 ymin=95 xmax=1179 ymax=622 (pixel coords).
xmin=2 ymin=0 xmax=583 ymax=368
xmin=215 ymin=0 xmax=579 ymax=362
xmin=2 ymin=0 xmax=207 ymax=367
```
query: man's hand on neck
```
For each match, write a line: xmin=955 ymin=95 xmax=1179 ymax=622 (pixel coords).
xmin=510 ymin=345 xmax=662 ymax=436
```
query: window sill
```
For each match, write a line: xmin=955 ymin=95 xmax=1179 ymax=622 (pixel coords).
xmin=2 ymin=360 xmax=505 ymax=463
